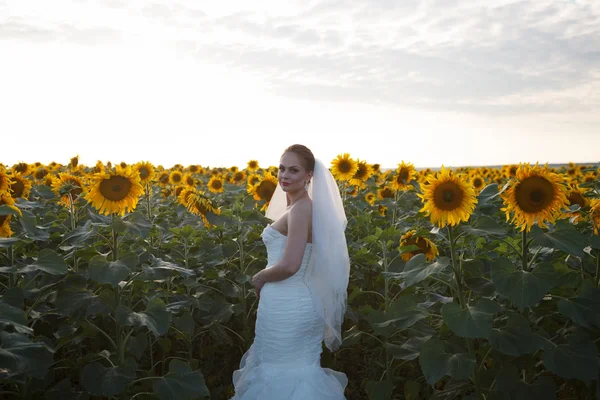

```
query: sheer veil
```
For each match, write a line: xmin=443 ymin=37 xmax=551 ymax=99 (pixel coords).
xmin=266 ymin=158 xmax=350 ymax=351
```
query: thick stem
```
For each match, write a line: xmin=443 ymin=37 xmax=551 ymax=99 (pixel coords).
xmin=112 ymin=217 xmax=119 ymax=262
xmin=522 ymin=230 xmax=528 ymax=271
xmin=449 ymin=225 xmax=483 ymax=400
xmin=7 ymin=246 xmax=15 ymax=288
xmin=596 ymin=249 xmax=600 ymax=288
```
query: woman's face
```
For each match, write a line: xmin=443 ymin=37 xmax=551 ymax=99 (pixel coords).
xmin=278 ymin=152 xmax=312 ymax=193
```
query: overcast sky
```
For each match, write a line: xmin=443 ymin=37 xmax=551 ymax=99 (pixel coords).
xmin=1 ymin=0 xmax=599 ymax=169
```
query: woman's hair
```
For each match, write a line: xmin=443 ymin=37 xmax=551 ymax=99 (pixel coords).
xmin=283 ymin=144 xmax=315 ymax=173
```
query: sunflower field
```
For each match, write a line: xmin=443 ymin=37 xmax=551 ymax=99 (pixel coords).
xmin=1 ymin=155 xmax=600 ymax=399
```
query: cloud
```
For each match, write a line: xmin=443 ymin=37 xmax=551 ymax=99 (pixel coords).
xmin=1 ymin=0 xmax=599 ymax=116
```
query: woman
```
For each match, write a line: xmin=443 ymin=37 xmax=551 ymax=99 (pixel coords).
xmin=231 ymin=144 xmax=350 ymax=399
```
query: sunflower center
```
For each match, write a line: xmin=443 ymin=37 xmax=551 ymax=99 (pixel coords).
xmin=99 ymin=175 xmax=133 ymax=201
xmin=473 ymin=178 xmax=483 ymax=188
xmin=139 ymin=167 xmax=150 ymax=180
xmin=515 ymin=175 xmax=554 ymax=213
xmin=10 ymin=180 xmax=25 ymax=198
xmin=568 ymin=191 xmax=585 ymax=207
xmin=433 ymin=181 xmax=464 ymax=211
xmin=0 ymin=215 xmax=6 ymax=225
xmin=15 ymin=163 xmax=28 ymax=174
xmin=339 ymin=161 xmax=351 ymax=174
xmin=212 ymin=180 xmax=222 ymax=189
xmin=257 ymin=180 xmax=277 ymax=201
xmin=399 ymin=169 xmax=409 ymax=181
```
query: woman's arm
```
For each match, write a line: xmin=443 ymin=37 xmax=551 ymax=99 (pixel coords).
xmin=252 ymin=200 xmax=311 ymax=289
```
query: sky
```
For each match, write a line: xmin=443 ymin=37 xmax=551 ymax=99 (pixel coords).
xmin=1 ymin=0 xmax=599 ymax=169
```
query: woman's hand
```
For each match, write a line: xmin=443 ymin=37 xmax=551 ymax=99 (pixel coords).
xmin=251 ymin=271 xmax=265 ymax=299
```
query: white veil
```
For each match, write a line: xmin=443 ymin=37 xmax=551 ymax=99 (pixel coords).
xmin=266 ymin=158 xmax=350 ymax=351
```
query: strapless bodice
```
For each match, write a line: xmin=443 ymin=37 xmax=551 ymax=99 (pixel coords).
xmin=261 ymin=225 xmax=313 ymax=277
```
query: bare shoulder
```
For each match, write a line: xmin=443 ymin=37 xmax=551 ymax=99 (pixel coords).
xmin=289 ymin=196 xmax=312 ymax=219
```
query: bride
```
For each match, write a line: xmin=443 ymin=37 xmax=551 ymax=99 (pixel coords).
xmin=231 ymin=144 xmax=350 ymax=399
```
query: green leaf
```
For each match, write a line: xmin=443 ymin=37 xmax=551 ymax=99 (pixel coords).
xmin=152 ymin=359 xmax=210 ymax=400
xmin=461 ymin=216 xmax=506 ymax=237
xmin=530 ymin=220 xmax=586 ymax=257
xmin=385 ymin=254 xmax=450 ymax=287
xmin=372 ymin=296 xmax=429 ymax=331
xmin=0 ymin=301 xmax=32 ymax=334
xmin=542 ymin=336 xmax=599 ymax=381
xmin=80 ymin=362 xmax=134 ymax=397
xmin=123 ymin=212 xmax=152 ymax=239
xmin=174 ymin=313 xmax=195 ymax=337
xmin=342 ymin=325 xmax=364 ymax=346
xmin=558 ymin=287 xmax=600 ymax=330
xmin=418 ymin=337 xmax=476 ymax=385
xmin=62 ymin=220 xmax=98 ymax=245
xmin=0 ymin=249 xmax=68 ymax=275
xmin=491 ymin=257 xmax=555 ymax=309
xmin=127 ymin=333 xmax=148 ymax=360
xmin=116 ymin=298 xmax=171 ymax=336
xmin=0 ymin=204 xmax=21 ymax=216
xmin=385 ymin=335 xmax=432 ymax=361
xmin=462 ymin=259 xmax=495 ymax=297
xmin=489 ymin=312 xmax=541 ymax=356
xmin=135 ymin=256 xmax=195 ymax=281
xmin=56 ymin=290 xmax=110 ymax=319
xmin=365 ymin=380 xmax=393 ymax=400
xmin=590 ymin=235 xmax=600 ymax=250
xmin=88 ymin=255 xmax=130 ymax=287
xmin=441 ymin=298 xmax=501 ymax=339
xmin=0 ymin=331 xmax=54 ymax=380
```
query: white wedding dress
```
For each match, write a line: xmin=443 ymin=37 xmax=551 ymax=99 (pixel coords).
xmin=231 ymin=224 xmax=347 ymax=399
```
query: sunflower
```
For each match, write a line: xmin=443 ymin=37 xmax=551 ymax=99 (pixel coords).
xmin=8 ymin=174 xmax=33 ymax=199
xmin=158 ymin=171 xmax=170 ymax=186
xmin=418 ymin=166 xmax=478 ymax=228
xmin=70 ymin=155 xmax=80 ymax=169
xmin=91 ymin=160 xmax=105 ymax=174
xmin=365 ymin=192 xmax=376 ymax=206
xmin=208 ymin=176 xmax=225 ymax=193
xmin=562 ymin=184 xmax=588 ymax=223
xmin=590 ymin=199 xmax=600 ymax=235
xmin=500 ymin=163 xmax=569 ymax=232
xmin=33 ymin=167 xmax=49 ymax=181
xmin=233 ymin=170 xmax=247 ymax=184
xmin=399 ymin=230 xmax=439 ymax=261
xmin=470 ymin=175 xmax=486 ymax=193
xmin=177 ymin=188 xmax=196 ymax=206
xmin=248 ymin=172 xmax=278 ymax=202
xmin=0 ymin=169 xmax=12 ymax=195
xmin=247 ymin=160 xmax=259 ymax=172
xmin=349 ymin=160 xmax=374 ymax=187
xmin=188 ymin=164 xmax=200 ymax=174
xmin=169 ymin=170 xmax=183 ymax=186
xmin=133 ymin=161 xmax=156 ymax=184
xmin=331 ymin=153 xmax=358 ymax=181
xmin=391 ymin=161 xmax=416 ymax=191
xmin=229 ymin=166 xmax=239 ymax=173
xmin=183 ymin=173 xmax=196 ymax=187
xmin=377 ymin=186 xmax=395 ymax=200
xmin=85 ymin=166 xmax=145 ymax=216
xmin=12 ymin=162 xmax=31 ymax=177
xmin=43 ymin=175 xmax=55 ymax=187
xmin=371 ymin=164 xmax=381 ymax=173
xmin=52 ymin=173 xmax=85 ymax=207
xmin=119 ymin=161 xmax=128 ymax=169
xmin=247 ymin=173 xmax=261 ymax=187
xmin=0 ymin=194 xmax=21 ymax=237
xmin=183 ymin=189 xmax=221 ymax=227
xmin=378 ymin=205 xmax=388 ymax=217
